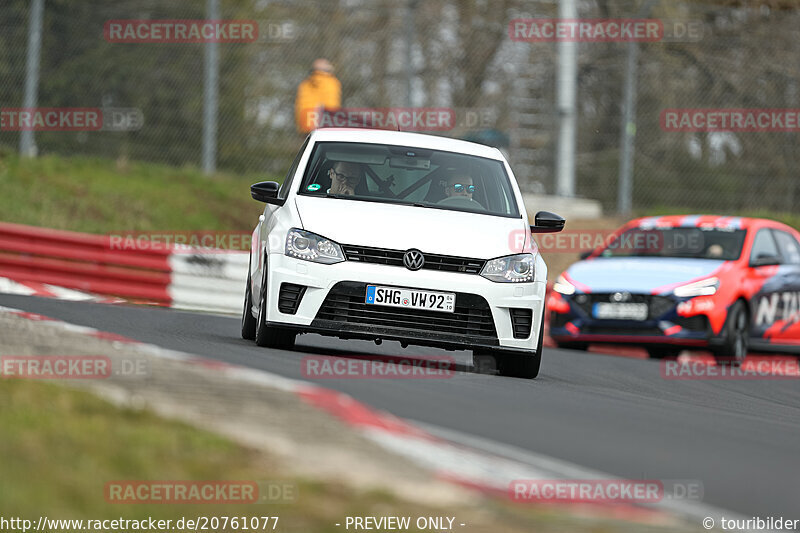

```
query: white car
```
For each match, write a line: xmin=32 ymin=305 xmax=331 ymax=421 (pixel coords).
xmin=241 ymin=129 xmax=564 ymax=378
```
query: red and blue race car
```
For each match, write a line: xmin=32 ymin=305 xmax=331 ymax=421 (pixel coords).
xmin=548 ymin=215 xmax=800 ymax=364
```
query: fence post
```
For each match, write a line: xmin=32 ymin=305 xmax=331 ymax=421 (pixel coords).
xmin=555 ymin=0 xmax=577 ymax=198
xmin=20 ymin=0 xmax=45 ymax=158
xmin=202 ymin=0 xmax=220 ymax=175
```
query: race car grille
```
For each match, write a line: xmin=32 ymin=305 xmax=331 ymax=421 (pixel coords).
xmin=314 ymin=282 xmax=497 ymax=339
xmin=509 ymin=308 xmax=533 ymax=339
xmin=341 ymin=245 xmax=486 ymax=274
xmin=574 ymin=294 xmax=675 ymax=319
xmin=278 ymin=283 xmax=306 ymax=315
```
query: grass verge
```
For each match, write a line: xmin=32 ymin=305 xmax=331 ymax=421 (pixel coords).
xmin=0 ymin=148 xmax=268 ymax=234
xmin=0 ymin=378 xmax=692 ymax=532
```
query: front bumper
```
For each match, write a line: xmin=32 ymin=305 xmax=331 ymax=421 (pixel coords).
xmin=263 ymin=253 xmax=546 ymax=352
xmin=548 ymin=291 xmax=715 ymax=347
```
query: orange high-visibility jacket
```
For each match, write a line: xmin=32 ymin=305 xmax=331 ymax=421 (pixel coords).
xmin=295 ymin=70 xmax=342 ymax=133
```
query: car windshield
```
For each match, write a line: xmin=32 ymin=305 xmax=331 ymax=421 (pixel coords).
xmin=297 ymin=141 xmax=520 ymax=218
xmin=598 ymin=227 xmax=747 ymax=260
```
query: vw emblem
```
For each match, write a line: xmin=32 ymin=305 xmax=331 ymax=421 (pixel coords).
xmin=403 ymin=249 xmax=425 ymax=271
xmin=611 ymin=292 xmax=631 ymax=302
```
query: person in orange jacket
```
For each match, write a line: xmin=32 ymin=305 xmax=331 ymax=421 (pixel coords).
xmin=295 ymin=58 xmax=342 ymax=134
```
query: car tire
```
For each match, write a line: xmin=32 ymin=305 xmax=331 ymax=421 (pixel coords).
xmin=712 ymin=300 xmax=749 ymax=366
xmin=254 ymin=268 xmax=297 ymax=350
xmin=241 ymin=270 xmax=256 ymax=340
xmin=646 ymin=346 xmax=681 ymax=360
xmin=496 ymin=319 xmax=544 ymax=379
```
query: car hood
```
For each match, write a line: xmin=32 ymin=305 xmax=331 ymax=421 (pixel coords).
xmin=294 ymin=196 xmax=527 ymax=259
xmin=565 ymin=257 xmax=725 ymax=294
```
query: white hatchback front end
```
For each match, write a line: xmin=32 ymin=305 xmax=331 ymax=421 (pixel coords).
xmin=241 ymin=129 xmax=564 ymax=378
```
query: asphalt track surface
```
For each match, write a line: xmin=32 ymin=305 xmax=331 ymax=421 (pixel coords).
xmin=3 ymin=293 xmax=799 ymax=519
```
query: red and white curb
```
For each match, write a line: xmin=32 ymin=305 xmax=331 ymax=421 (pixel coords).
xmin=0 ymin=305 xmax=756 ymax=528
xmin=0 ymin=276 xmax=123 ymax=304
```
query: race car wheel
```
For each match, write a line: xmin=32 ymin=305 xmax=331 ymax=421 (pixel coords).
xmin=713 ymin=300 xmax=748 ymax=366
xmin=254 ymin=269 xmax=297 ymax=350
xmin=480 ymin=319 xmax=543 ymax=379
xmin=241 ymin=270 xmax=256 ymax=340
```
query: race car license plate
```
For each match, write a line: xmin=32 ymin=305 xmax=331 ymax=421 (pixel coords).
xmin=593 ymin=302 xmax=648 ymax=321
xmin=366 ymin=285 xmax=455 ymax=313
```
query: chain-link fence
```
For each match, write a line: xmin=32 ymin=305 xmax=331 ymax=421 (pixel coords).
xmin=1 ymin=0 xmax=799 ymax=214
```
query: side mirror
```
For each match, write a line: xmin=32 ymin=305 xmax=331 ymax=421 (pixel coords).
xmin=750 ymin=253 xmax=781 ymax=267
xmin=250 ymin=181 xmax=284 ymax=205
xmin=530 ymin=211 xmax=565 ymax=233
xmin=579 ymin=250 xmax=592 ymax=260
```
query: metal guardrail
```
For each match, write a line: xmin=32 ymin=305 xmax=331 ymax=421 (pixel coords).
xmin=0 ymin=222 xmax=247 ymax=313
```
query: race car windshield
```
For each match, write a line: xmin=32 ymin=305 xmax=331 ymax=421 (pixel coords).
xmin=598 ymin=227 xmax=747 ymax=260
xmin=297 ymin=142 xmax=521 ymax=218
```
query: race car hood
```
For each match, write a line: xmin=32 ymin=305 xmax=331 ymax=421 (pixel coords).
xmin=294 ymin=195 xmax=527 ymax=259
xmin=565 ymin=257 xmax=725 ymax=294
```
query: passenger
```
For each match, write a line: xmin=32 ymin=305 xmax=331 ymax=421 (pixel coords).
xmin=444 ymin=172 xmax=475 ymax=199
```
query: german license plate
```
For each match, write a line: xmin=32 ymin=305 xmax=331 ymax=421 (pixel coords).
xmin=593 ymin=302 xmax=648 ymax=320
xmin=366 ymin=285 xmax=455 ymax=313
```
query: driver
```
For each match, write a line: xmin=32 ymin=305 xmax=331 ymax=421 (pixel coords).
xmin=327 ymin=161 xmax=363 ymax=196
xmin=444 ymin=171 xmax=475 ymax=199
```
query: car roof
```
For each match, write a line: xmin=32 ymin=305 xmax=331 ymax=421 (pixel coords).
xmin=627 ymin=214 xmax=794 ymax=231
xmin=307 ymin=128 xmax=505 ymax=160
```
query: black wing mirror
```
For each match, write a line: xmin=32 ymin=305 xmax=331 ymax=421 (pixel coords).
xmin=250 ymin=181 xmax=284 ymax=205
xmin=750 ymin=253 xmax=781 ymax=267
xmin=530 ymin=211 xmax=565 ymax=233
xmin=579 ymin=250 xmax=593 ymax=260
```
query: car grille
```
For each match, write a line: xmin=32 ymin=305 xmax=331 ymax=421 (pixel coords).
xmin=314 ymin=282 xmax=497 ymax=340
xmin=509 ymin=308 xmax=533 ymax=339
xmin=341 ymin=245 xmax=486 ymax=274
xmin=573 ymin=293 xmax=675 ymax=319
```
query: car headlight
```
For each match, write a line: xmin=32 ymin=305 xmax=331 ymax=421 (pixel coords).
xmin=673 ymin=277 xmax=719 ymax=297
xmin=553 ymin=274 xmax=576 ymax=295
xmin=480 ymin=254 xmax=535 ymax=283
xmin=284 ymin=228 xmax=345 ymax=264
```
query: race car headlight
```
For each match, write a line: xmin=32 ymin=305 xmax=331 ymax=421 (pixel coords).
xmin=673 ymin=277 xmax=719 ymax=297
xmin=285 ymin=228 xmax=345 ymax=264
xmin=553 ymin=274 xmax=576 ymax=295
xmin=480 ymin=254 xmax=535 ymax=283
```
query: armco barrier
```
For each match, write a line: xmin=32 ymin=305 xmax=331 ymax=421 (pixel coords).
xmin=0 ymin=222 xmax=247 ymax=313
